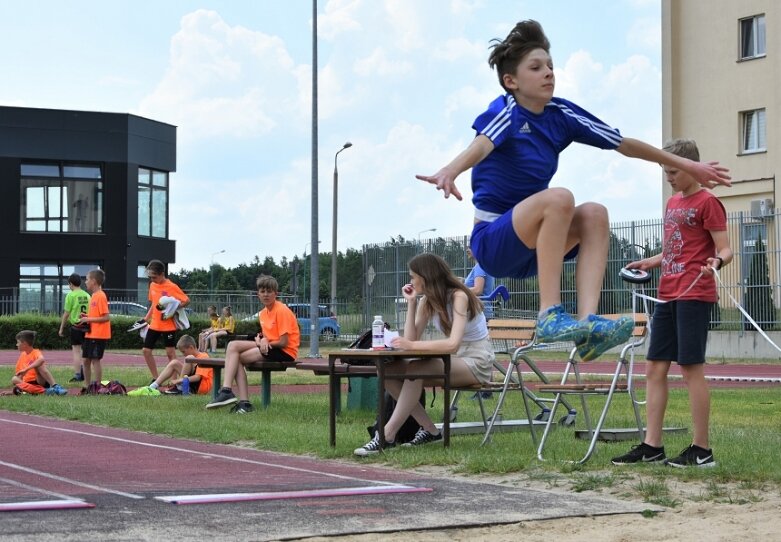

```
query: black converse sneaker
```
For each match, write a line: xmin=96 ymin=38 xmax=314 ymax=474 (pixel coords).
xmin=666 ymin=444 xmax=716 ymax=468
xmin=402 ymin=427 xmax=443 ymax=447
xmin=611 ymin=442 xmax=666 ymax=465
xmin=205 ymin=388 xmax=238 ymax=409
xmin=353 ymin=431 xmax=395 ymax=457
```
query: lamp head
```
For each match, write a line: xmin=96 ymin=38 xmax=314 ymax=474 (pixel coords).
xmin=343 ymin=142 xmax=352 ymax=149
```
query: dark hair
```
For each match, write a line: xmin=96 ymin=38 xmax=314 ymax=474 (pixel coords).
xmin=663 ymin=138 xmax=700 ymax=162
xmin=488 ymin=20 xmax=551 ymax=92
xmin=222 ymin=305 xmax=232 ymax=316
xmin=68 ymin=273 xmax=82 ymax=287
xmin=256 ymin=275 xmax=279 ymax=292
xmin=88 ymin=268 xmax=105 ymax=286
xmin=146 ymin=260 xmax=166 ymax=276
xmin=408 ymin=253 xmax=483 ymax=336
xmin=16 ymin=330 xmax=36 ymax=345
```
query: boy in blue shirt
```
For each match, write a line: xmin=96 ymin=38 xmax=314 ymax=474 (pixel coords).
xmin=417 ymin=20 xmax=731 ymax=360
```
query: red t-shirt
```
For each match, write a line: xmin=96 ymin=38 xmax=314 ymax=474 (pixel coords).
xmin=658 ymin=189 xmax=727 ymax=302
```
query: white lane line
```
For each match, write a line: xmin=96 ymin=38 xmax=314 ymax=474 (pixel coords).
xmin=0 ymin=460 xmax=144 ymax=500
xmin=0 ymin=417 xmax=407 ymax=486
xmin=0 ymin=475 xmax=87 ymax=501
xmin=0 ymin=476 xmax=95 ymax=511
xmin=155 ymin=484 xmax=432 ymax=505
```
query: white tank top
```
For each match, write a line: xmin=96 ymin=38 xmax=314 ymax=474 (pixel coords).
xmin=431 ymin=301 xmax=488 ymax=342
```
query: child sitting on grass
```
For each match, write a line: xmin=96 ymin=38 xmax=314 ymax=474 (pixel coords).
xmin=128 ymin=335 xmax=213 ymax=396
xmin=11 ymin=330 xmax=67 ymax=396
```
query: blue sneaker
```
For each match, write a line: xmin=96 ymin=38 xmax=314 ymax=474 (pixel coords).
xmin=576 ymin=315 xmax=634 ymax=361
xmin=52 ymin=384 xmax=68 ymax=396
xmin=535 ymin=304 xmax=589 ymax=343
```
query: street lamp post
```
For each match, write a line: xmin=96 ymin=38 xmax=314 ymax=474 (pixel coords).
xmin=302 ymin=241 xmax=320 ymax=296
xmin=331 ymin=141 xmax=352 ymax=316
xmin=417 ymin=228 xmax=437 ymax=252
xmin=210 ymin=249 xmax=226 ymax=292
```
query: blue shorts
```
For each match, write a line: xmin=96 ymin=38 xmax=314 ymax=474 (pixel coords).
xmin=471 ymin=212 xmax=579 ymax=279
xmin=646 ymin=300 xmax=711 ymax=365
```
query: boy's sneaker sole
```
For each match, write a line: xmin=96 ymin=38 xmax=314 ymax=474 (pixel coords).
xmin=205 ymin=396 xmax=238 ymax=409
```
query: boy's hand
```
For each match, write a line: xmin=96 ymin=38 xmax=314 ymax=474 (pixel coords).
xmin=416 ymin=170 xmax=463 ymax=201
xmin=689 ymin=160 xmax=732 ymax=189
xmin=627 ymin=260 xmax=651 ymax=271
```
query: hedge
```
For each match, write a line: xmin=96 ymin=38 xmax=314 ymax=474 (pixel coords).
xmin=0 ymin=315 xmax=261 ymax=350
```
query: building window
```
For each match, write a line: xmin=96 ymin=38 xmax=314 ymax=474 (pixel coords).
xmin=138 ymin=168 xmax=168 ymax=238
xmin=740 ymin=15 xmax=766 ymax=60
xmin=18 ymin=262 xmax=99 ymax=313
xmin=20 ymin=163 xmax=103 ymax=233
xmin=741 ymin=109 xmax=766 ymax=154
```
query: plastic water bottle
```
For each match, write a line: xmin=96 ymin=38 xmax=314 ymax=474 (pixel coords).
xmin=181 ymin=376 xmax=190 ymax=396
xmin=371 ymin=315 xmax=385 ymax=350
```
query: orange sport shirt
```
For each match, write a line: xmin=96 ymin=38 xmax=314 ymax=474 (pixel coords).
xmin=15 ymin=349 xmax=43 ymax=383
xmin=192 ymin=351 xmax=213 ymax=395
xmin=148 ymin=279 xmax=189 ymax=332
xmin=85 ymin=290 xmax=111 ymax=339
xmin=259 ymin=301 xmax=300 ymax=359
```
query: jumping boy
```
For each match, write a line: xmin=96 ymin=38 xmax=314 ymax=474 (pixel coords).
xmin=11 ymin=330 xmax=67 ymax=396
xmin=206 ymin=275 xmax=299 ymax=413
xmin=416 ymin=20 xmax=732 ymax=361
xmin=58 ymin=272 xmax=91 ymax=382
xmin=142 ymin=260 xmax=190 ymax=379
xmin=611 ymin=139 xmax=732 ymax=468
xmin=128 ymin=335 xmax=213 ymax=397
xmin=79 ymin=268 xmax=111 ymax=389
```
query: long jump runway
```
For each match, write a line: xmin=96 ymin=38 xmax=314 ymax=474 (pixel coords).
xmin=0 ymin=411 xmax=651 ymax=541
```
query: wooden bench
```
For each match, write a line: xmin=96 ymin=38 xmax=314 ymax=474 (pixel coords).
xmin=196 ymin=357 xmax=296 ymax=408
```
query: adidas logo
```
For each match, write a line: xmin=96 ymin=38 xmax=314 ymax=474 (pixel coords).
xmin=519 ymin=122 xmax=531 ymax=134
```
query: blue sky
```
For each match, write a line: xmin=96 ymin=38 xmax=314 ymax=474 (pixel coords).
xmin=1 ymin=0 xmax=663 ymax=272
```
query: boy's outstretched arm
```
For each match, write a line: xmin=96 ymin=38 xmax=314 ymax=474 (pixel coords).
xmin=416 ymin=135 xmax=494 ymax=200
xmin=626 ymin=253 xmax=663 ymax=271
xmin=616 ymin=137 xmax=732 ymax=189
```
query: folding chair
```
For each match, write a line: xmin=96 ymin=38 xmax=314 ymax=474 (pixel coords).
xmin=446 ymin=318 xmax=578 ymax=446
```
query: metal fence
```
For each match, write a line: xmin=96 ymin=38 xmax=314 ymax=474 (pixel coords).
xmin=4 ymin=209 xmax=781 ymax=336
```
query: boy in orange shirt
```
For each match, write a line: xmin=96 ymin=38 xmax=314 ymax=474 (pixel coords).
xmin=128 ymin=335 xmax=213 ymax=396
xmin=79 ymin=268 xmax=111 ymax=389
xmin=142 ymin=260 xmax=190 ymax=379
xmin=11 ymin=330 xmax=67 ymax=395
xmin=206 ymin=275 xmax=300 ymax=413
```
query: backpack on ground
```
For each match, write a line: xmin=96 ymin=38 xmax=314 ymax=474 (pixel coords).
xmin=367 ymin=389 xmax=426 ymax=444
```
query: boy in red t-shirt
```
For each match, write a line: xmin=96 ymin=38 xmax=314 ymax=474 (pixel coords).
xmin=11 ymin=330 xmax=67 ymax=395
xmin=128 ymin=335 xmax=213 ymax=396
xmin=612 ymin=139 xmax=733 ymax=469
xmin=79 ymin=268 xmax=111 ymax=390
xmin=206 ymin=275 xmax=300 ymax=413
xmin=142 ymin=260 xmax=190 ymax=379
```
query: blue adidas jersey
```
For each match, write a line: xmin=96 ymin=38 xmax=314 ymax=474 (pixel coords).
xmin=471 ymin=94 xmax=622 ymax=217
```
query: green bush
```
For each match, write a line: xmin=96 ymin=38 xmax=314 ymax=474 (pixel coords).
xmin=0 ymin=315 xmax=261 ymax=350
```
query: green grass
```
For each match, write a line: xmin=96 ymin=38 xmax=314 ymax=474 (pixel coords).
xmin=1 ymin=363 xmax=780 ymax=503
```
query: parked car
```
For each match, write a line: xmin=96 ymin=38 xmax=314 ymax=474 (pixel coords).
xmin=108 ymin=301 xmax=148 ymax=318
xmin=243 ymin=303 xmax=340 ymax=340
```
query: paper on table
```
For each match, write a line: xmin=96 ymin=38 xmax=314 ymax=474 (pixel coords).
xmin=383 ymin=330 xmax=399 ymax=348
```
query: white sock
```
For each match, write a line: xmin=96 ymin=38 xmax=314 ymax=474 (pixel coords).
xmin=149 ymin=382 xmax=159 ymax=390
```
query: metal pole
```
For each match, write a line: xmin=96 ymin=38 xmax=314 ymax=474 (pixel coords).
xmin=331 ymin=142 xmax=352 ymax=316
xmin=310 ymin=0 xmax=320 ymax=357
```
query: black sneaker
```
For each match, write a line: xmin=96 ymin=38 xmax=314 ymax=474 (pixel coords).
xmin=69 ymin=373 xmax=84 ymax=383
xmin=402 ymin=428 xmax=443 ymax=447
xmin=470 ymin=391 xmax=494 ymax=400
xmin=205 ymin=388 xmax=238 ymax=409
xmin=666 ymin=444 xmax=716 ymax=468
xmin=354 ymin=431 xmax=396 ymax=456
xmin=611 ymin=442 xmax=666 ymax=465
xmin=163 ymin=385 xmax=182 ymax=395
xmin=230 ymin=401 xmax=255 ymax=414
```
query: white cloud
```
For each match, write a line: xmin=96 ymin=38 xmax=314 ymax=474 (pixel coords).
xmin=627 ymin=17 xmax=662 ymax=50
xmin=138 ymin=9 xmax=303 ymax=141
xmin=319 ymin=0 xmax=363 ymax=40
xmin=353 ymin=47 xmax=413 ymax=77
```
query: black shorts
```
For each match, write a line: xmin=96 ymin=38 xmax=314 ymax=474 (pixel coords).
xmin=82 ymin=338 xmax=107 ymax=360
xmin=647 ymin=300 xmax=712 ymax=365
xmin=143 ymin=328 xmax=177 ymax=349
xmin=262 ymin=347 xmax=295 ymax=362
xmin=70 ymin=326 xmax=87 ymax=346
